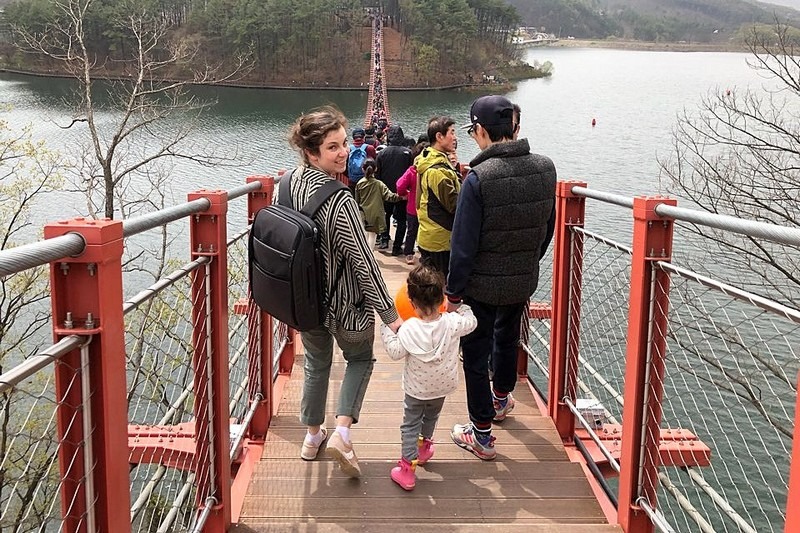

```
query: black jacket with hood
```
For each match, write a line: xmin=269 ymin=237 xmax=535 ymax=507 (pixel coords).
xmin=376 ymin=125 xmax=414 ymax=193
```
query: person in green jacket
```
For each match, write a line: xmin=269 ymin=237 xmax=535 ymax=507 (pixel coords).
xmin=355 ymin=158 xmax=405 ymax=248
xmin=416 ymin=116 xmax=461 ymax=277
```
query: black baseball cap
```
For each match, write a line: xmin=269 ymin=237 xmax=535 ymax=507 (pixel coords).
xmin=352 ymin=127 xmax=365 ymax=139
xmin=462 ymin=95 xmax=514 ymax=130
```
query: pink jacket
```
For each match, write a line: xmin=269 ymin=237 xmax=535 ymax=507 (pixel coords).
xmin=396 ymin=165 xmax=417 ymax=216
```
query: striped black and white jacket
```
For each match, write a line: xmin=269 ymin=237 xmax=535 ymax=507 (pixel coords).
xmin=286 ymin=165 xmax=398 ymax=342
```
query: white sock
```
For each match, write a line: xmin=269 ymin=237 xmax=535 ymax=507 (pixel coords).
xmin=335 ymin=425 xmax=351 ymax=444
xmin=305 ymin=428 xmax=325 ymax=446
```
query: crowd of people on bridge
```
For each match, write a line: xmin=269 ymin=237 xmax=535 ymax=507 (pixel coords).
xmin=366 ymin=10 xmax=390 ymax=140
xmin=278 ymin=93 xmax=557 ymax=492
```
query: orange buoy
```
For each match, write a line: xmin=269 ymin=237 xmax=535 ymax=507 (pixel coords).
xmin=591 ymin=118 xmax=597 ymax=127
xmin=395 ymin=283 xmax=447 ymax=320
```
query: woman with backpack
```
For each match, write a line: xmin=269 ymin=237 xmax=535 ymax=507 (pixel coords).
xmin=287 ymin=106 xmax=402 ymax=477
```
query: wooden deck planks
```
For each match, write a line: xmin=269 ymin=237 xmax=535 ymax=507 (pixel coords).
xmin=234 ymin=251 xmax=621 ymax=531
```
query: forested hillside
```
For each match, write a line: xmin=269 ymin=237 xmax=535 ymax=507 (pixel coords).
xmin=505 ymin=0 xmax=800 ymax=41
xmin=1 ymin=0 xmax=529 ymax=87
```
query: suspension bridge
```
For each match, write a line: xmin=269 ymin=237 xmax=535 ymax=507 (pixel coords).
xmin=0 ymin=10 xmax=798 ymax=533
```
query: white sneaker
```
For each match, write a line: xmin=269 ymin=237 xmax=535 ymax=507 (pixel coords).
xmin=300 ymin=427 xmax=327 ymax=461
xmin=326 ymin=430 xmax=361 ymax=477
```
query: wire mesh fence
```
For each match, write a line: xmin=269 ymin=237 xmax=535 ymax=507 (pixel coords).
xmin=0 ymin=341 xmax=90 ymax=533
xmin=524 ymin=215 xmax=800 ymax=532
xmin=125 ymin=258 xmax=206 ymax=533
xmin=653 ymin=263 xmax=800 ymax=533
xmin=228 ymin=229 xmax=253 ymax=425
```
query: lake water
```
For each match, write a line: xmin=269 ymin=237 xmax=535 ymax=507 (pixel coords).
xmin=0 ymin=47 xmax=790 ymax=531
xmin=1 ymin=47 xmax=767 ymax=211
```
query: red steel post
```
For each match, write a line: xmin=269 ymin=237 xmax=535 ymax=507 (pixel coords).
xmin=548 ymin=180 xmax=586 ymax=440
xmin=786 ymin=372 xmax=800 ymax=532
xmin=246 ymin=176 xmax=275 ymax=438
xmin=618 ymin=196 xmax=676 ymax=533
xmin=45 ymin=218 xmax=131 ymax=533
xmin=188 ymin=190 xmax=232 ymax=531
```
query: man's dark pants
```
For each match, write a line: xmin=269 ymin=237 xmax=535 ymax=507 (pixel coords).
xmin=461 ymin=297 xmax=525 ymax=425
xmin=383 ymin=200 xmax=407 ymax=252
xmin=419 ymin=249 xmax=450 ymax=279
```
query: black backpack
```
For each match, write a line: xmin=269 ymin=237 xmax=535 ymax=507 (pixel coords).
xmin=249 ymin=168 xmax=346 ymax=331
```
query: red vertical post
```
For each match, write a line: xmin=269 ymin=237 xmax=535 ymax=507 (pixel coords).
xmin=44 ymin=218 xmax=131 ymax=533
xmin=188 ymin=190 xmax=232 ymax=531
xmin=548 ymin=180 xmax=586 ymax=440
xmin=618 ymin=196 xmax=676 ymax=533
xmin=786 ymin=372 xmax=800 ymax=532
xmin=246 ymin=175 xmax=275 ymax=438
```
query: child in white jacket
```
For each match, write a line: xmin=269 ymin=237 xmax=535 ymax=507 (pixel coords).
xmin=380 ymin=264 xmax=477 ymax=490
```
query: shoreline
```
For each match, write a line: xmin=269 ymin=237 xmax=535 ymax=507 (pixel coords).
xmin=0 ymin=66 xmax=515 ymax=92
xmin=551 ymin=38 xmax=748 ymax=53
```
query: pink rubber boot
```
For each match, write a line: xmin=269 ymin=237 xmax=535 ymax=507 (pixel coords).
xmin=417 ymin=435 xmax=434 ymax=465
xmin=390 ymin=457 xmax=417 ymax=491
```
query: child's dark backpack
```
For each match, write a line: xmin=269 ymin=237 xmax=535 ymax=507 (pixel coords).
xmin=249 ymin=169 xmax=346 ymax=331
xmin=347 ymin=144 xmax=368 ymax=183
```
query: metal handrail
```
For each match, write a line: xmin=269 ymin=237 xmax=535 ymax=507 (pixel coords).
xmin=123 ymin=198 xmax=210 ymax=238
xmin=122 ymin=256 xmax=211 ymax=315
xmin=0 ymin=233 xmax=86 ymax=278
xmin=657 ymin=261 xmax=800 ymax=324
xmin=228 ymin=181 xmax=262 ymax=201
xmin=0 ymin=335 xmax=88 ymax=394
xmin=656 ymin=203 xmax=800 ymax=248
xmin=572 ymin=186 xmax=633 ymax=209
xmin=571 ymin=184 xmax=800 ymax=247
xmin=0 ymin=180 xmax=265 ymax=279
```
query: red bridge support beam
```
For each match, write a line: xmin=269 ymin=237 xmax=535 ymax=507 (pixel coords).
xmin=548 ymin=181 xmax=586 ymax=440
xmin=246 ymin=175 xmax=275 ymax=438
xmin=786 ymin=371 xmax=800 ymax=532
xmin=618 ymin=196 xmax=676 ymax=533
xmin=44 ymin=218 xmax=131 ymax=533
xmin=188 ymin=190 xmax=232 ymax=531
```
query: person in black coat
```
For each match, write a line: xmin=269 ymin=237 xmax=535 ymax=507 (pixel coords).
xmin=376 ymin=125 xmax=414 ymax=253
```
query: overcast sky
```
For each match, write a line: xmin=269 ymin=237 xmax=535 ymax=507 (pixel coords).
xmin=762 ymin=0 xmax=800 ymax=10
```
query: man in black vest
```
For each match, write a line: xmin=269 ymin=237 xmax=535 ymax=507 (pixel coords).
xmin=447 ymin=95 xmax=556 ymax=460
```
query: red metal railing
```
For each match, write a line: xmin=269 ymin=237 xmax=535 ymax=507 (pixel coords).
xmin=538 ymin=182 xmax=799 ymax=533
xmin=1 ymin=174 xmax=798 ymax=532
xmin=2 ymin=176 xmax=301 ymax=532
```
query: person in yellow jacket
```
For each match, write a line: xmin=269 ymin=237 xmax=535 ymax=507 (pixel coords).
xmin=415 ymin=116 xmax=460 ymax=277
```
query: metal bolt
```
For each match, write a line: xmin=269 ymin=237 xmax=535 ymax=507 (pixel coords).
xmin=661 ymin=248 xmax=666 ymax=257
xmin=648 ymin=221 xmax=653 ymax=228
xmin=209 ymin=244 xmax=215 ymax=253
xmin=85 ymin=312 xmax=95 ymax=329
xmin=60 ymin=263 xmax=70 ymax=276
xmin=87 ymin=263 xmax=96 ymax=276
xmin=197 ymin=244 xmax=204 ymax=253
xmin=211 ymin=215 xmax=216 ymax=223
xmin=64 ymin=311 xmax=74 ymax=329
xmin=650 ymin=248 xmax=655 ymax=256
xmin=194 ymin=215 xmax=200 ymax=222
